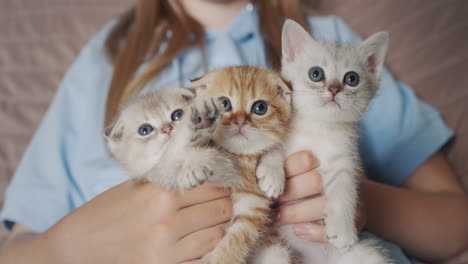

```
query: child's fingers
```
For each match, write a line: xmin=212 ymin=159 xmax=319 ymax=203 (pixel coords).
xmin=175 ymin=224 xmax=225 ymax=263
xmin=279 ymin=170 xmax=322 ymax=202
xmin=275 ymin=196 xmax=326 ymax=225
xmin=177 ymin=184 xmax=232 ymax=209
xmin=284 ymin=151 xmax=319 ymax=178
xmin=175 ymin=197 xmax=232 ymax=239
xmin=293 ymin=222 xmax=328 ymax=243
xmin=180 ymin=260 xmax=204 ymax=264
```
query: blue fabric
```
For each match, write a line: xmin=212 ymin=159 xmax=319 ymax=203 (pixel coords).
xmin=1 ymin=5 xmax=452 ymax=263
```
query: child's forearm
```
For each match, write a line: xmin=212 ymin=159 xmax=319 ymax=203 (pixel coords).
xmin=0 ymin=231 xmax=59 ymax=264
xmin=362 ymin=179 xmax=468 ymax=262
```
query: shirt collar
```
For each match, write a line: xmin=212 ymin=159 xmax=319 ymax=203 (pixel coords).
xmin=204 ymin=3 xmax=258 ymax=44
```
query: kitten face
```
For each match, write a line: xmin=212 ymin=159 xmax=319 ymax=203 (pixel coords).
xmin=281 ymin=19 xmax=388 ymax=122
xmin=105 ymin=88 xmax=195 ymax=176
xmin=192 ymin=66 xmax=292 ymax=155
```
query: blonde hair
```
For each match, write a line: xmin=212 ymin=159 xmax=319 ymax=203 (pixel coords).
xmin=105 ymin=0 xmax=309 ymax=125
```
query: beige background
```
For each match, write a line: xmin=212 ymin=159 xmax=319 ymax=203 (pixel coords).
xmin=0 ymin=0 xmax=467 ymax=262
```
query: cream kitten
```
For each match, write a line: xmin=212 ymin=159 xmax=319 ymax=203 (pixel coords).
xmin=105 ymin=88 xmax=241 ymax=190
xmin=278 ymin=19 xmax=390 ymax=263
xmin=192 ymin=66 xmax=294 ymax=264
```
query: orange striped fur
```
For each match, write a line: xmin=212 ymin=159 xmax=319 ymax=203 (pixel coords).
xmin=192 ymin=66 xmax=293 ymax=264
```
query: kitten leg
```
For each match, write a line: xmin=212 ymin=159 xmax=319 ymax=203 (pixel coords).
xmin=202 ymin=192 xmax=271 ymax=264
xmin=173 ymin=98 xmax=227 ymax=190
xmin=176 ymin=148 xmax=217 ymax=189
xmin=337 ymin=239 xmax=390 ymax=264
xmin=256 ymin=148 xmax=286 ymax=199
xmin=322 ymin=158 xmax=359 ymax=251
xmin=177 ymin=147 xmax=242 ymax=190
xmin=251 ymin=229 xmax=295 ymax=264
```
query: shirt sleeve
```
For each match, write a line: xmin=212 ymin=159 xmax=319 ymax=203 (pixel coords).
xmin=0 ymin=21 xmax=115 ymax=233
xmin=310 ymin=16 xmax=454 ymax=186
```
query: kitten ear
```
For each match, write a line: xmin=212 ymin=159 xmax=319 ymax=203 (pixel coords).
xmin=104 ymin=118 xmax=124 ymax=143
xmin=281 ymin=19 xmax=312 ymax=64
xmin=189 ymin=75 xmax=203 ymax=83
xmin=277 ymin=76 xmax=293 ymax=99
xmin=190 ymin=74 xmax=209 ymax=94
xmin=178 ymin=87 xmax=197 ymax=101
xmin=359 ymin=32 xmax=389 ymax=75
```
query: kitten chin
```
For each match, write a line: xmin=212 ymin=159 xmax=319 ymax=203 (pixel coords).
xmin=280 ymin=19 xmax=390 ymax=264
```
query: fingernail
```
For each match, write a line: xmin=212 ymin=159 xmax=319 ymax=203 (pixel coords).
xmin=294 ymin=223 xmax=311 ymax=238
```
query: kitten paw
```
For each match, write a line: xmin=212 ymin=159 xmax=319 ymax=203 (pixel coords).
xmin=326 ymin=232 xmax=357 ymax=252
xmin=178 ymin=164 xmax=213 ymax=190
xmin=189 ymin=98 xmax=223 ymax=144
xmin=256 ymin=164 xmax=285 ymax=199
xmin=325 ymin=213 xmax=358 ymax=251
xmin=190 ymin=97 xmax=223 ymax=131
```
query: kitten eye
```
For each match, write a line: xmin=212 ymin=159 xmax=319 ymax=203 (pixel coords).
xmin=251 ymin=101 xmax=268 ymax=115
xmin=343 ymin=71 xmax=360 ymax=87
xmin=308 ymin=67 xmax=325 ymax=82
xmin=218 ymin=97 xmax=232 ymax=111
xmin=171 ymin=109 xmax=184 ymax=121
xmin=138 ymin=124 xmax=153 ymax=136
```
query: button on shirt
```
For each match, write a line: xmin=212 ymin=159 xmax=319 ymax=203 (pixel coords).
xmin=1 ymin=6 xmax=453 ymax=236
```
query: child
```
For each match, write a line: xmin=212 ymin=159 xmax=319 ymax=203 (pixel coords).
xmin=1 ymin=1 xmax=467 ymax=263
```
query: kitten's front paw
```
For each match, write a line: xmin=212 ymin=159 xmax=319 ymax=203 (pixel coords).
xmin=256 ymin=164 xmax=285 ymax=199
xmin=191 ymin=98 xmax=223 ymax=131
xmin=178 ymin=164 xmax=213 ymax=190
xmin=325 ymin=212 xmax=358 ymax=251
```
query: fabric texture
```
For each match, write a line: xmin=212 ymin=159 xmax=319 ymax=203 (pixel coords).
xmin=0 ymin=0 xmax=467 ymax=262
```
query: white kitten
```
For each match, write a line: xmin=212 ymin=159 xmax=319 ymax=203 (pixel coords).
xmin=279 ymin=19 xmax=390 ymax=264
xmin=105 ymin=88 xmax=241 ymax=190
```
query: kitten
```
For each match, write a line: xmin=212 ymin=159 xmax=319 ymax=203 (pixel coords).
xmin=191 ymin=66 xmax=294 ymax=264
xmin=278 ymin=19 xmax=390 ymax=263
xmin=105 ymin=87 xmax=241 ymax=190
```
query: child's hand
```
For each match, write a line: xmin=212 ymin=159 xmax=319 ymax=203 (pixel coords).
xmin=47 ymin=181 xmax=232 ymax=264
xmin=275 ymin=151 xmax=367 ymax=242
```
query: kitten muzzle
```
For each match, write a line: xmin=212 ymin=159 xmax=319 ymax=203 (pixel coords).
xmin=233 ymin=115 xmax=247 ymax=128
xmin=328 ymin=84 xmax=342 ymax=97
xmin=161 ymin=123 xmax=173 ymax=135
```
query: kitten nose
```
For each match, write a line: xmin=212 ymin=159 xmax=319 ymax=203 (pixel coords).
xmin=234 ymin=116 xmax=247 ymax=127
xmin=328 ymin=85 xmax=342 ymax=97
xmin=162 ymin=124 xmax=173 ymax=135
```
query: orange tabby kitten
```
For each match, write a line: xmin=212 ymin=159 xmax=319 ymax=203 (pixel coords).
xmin=192 ymin=66 xmax=293 ymax=264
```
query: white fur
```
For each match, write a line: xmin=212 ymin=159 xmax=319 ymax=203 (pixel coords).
xmin=277 ymin=19 xmax=390 ymax=263
xmin=279 ymin=224 xmax=390 ymax=264
xmin=106 ymin=88 xmax=242 ymax=190
xmin=251 ymin=243 xmax=292 ymax=264
xmin=233 ymin=193 xmax=271 ymax=218
xmin=213 ymin=108 xmax=287 ymax=156
xmin=256 ymin=148 xmax=286 ymax=198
